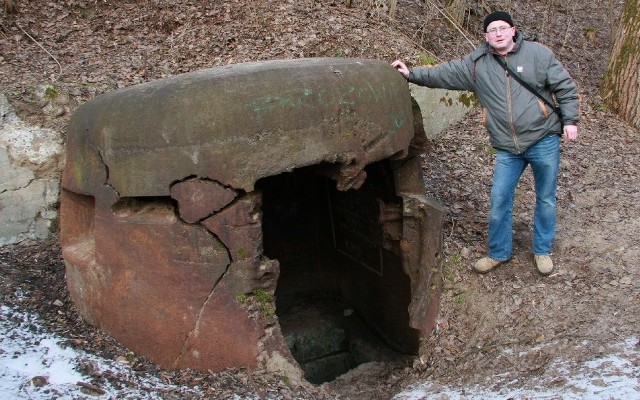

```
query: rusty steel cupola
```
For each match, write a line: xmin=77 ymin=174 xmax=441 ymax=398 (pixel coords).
xmin=60 ymin=58 xmax=444 ymax=383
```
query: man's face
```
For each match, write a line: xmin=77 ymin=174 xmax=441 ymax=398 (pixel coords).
xmin=485 ymin=20 xmax=515 ymax=54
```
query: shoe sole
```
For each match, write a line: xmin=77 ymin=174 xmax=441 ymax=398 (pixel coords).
xmin=537 ymin=266 xmax=554 ymax=276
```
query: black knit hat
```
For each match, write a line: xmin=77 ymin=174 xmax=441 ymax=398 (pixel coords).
xmin=483 ymin=11 xmax=514 ymax=32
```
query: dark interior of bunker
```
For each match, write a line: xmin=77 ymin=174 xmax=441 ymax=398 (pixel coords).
xmin=256 ymin=160 xmax=419 ymax=384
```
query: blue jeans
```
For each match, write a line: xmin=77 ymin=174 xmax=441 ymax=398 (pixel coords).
xmin=488 ymin=135 xmax=560 ymax=261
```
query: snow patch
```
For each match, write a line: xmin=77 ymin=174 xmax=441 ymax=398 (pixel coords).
xmin=0 ymin=305 xmax=205 ymax=399
xmin=394 ymin=338 xmax=640 ymax=400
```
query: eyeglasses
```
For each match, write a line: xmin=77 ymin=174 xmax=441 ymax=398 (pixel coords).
xmin=486 ymin=26 xmax=513 ymax=35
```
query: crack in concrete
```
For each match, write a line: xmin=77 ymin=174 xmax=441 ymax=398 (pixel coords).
xmin=170 ymin=186 xmax=236 ymax=368
xmin=1 ymin=176 xmax=39 ymax=195
xmin=169 ymin=176 xmax=243 ymax=224
xmin=171 ymin=187 xmax=259 ymax=367
xmin=172 ymin=257 xmax=232 ymax=369
xmin=97 ymin=150 xmax=110 ymax=183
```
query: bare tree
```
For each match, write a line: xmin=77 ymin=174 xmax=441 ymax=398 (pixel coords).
xmin=601 ymin=0 xmax=640 ymax=128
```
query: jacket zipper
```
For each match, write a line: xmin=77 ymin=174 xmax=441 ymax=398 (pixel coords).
xmin=503 ymin=56 xmax=521 ymax=153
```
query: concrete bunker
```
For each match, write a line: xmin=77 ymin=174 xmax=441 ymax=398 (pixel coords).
xmin=60 ymin=58 xmax=445 ymax=384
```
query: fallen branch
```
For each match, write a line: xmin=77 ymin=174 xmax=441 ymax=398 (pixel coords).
xmin=15 ymin=22 xmax=62 ymax=80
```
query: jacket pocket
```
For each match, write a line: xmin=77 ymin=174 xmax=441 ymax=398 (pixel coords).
xmin=537 ymin=99 xmax=550 ymax=119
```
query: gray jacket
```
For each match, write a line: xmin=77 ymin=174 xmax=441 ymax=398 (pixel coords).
xmin=408 ymin=34 xmax=579 ymax=154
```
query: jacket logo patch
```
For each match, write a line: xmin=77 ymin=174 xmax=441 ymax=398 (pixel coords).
xmin=517 ymin=66 xmax=524 ymax=73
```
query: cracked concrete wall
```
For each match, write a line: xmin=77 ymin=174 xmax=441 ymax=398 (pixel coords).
xmin=59 ymin=58 xmax=443 ymax=380
xmin=0 ymin=93 xmax=64 ymax=246
xmin=409 ymin=85 xmax=475 ymax=140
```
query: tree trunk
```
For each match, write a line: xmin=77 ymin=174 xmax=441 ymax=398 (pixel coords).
xmin=601 ymin=0 xmax=640 ymax=128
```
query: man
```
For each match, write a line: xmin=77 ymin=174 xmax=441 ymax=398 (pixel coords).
xmin=392 ymin=11 xmax=579 ymax=276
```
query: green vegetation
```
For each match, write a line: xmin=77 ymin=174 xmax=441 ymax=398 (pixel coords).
xmin=443 ymin=254 xmax=462 ymax=282
xmin=253 ymin=289 xmax=276 ymax=318
xmin=478 ymin=141 xmax=496 ymax=156
xmin=592 ymin=102 xmax=607 ymax=112
xmin=458 ymin=92 xmax=477 ymax=107
xmin=43 ymin=84 xmax=59 ymax=101
xmin=235 ymin=248 xmax=249 ymax=260
xmin=442 ymin=253 xmax=467 ymax=305
xmin=236 ymin=289 xmax=276 ymax=319
xmin=417 ymin=52 xmax=437 ymax=66
xmin=236 ymin=293 xmax=248 ymax=304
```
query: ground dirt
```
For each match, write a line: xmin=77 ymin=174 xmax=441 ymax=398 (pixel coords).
xmin=1 ymin=0 xmax=638 ymax=399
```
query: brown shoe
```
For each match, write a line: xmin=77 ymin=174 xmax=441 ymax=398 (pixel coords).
xmin=473 ymin=257 xmax=504 ymax=274
xmin=534 ymin=255 xmax=554 ymax=275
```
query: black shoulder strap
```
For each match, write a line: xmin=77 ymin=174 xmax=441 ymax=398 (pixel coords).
xmin=493 ymin=54 xmax=562 ymax=120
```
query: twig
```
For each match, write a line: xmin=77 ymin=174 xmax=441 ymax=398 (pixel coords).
xmin=299 ymin=382 xmax=318 ymax=400
xmin=379 ymin=5 xmax=442 ymax=63
xmin=423 ymin=0 xmax=476 ymax=51
xmin=76 ymin=381 xmax=106 ymax=395
xmin=245 ymin=367 xmax=266 ymax=400
xmin=454 ymin=337 xmax=524 ymax=364
xmin=560 ymin=3 xmax=576 ymax=50
xmin=446 ymin=216 xmax=456 ymax=240
xmin=384 ymin=23 xmax=441 ymax=63
xmin=15 ymin=23 xmax=62 ymax=80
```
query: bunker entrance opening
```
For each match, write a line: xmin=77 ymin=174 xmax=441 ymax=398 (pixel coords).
xmin=256 ymin=161 xmax=419 ymax=384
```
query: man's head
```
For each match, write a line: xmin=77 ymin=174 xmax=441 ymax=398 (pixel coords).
xmin=484 ymin=11 xmax=516 ymax=54
xmin=483 ymin=11 xmax=514 ymax=32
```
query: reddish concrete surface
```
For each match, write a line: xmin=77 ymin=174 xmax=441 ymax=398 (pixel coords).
xmin=60 ymin=58 xmax=444 ymax=379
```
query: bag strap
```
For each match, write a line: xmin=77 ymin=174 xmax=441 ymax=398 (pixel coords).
xmin=493 ymin=54 xmax=563 ymax=120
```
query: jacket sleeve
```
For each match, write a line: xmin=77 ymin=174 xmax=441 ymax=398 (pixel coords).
xmin=546 ymin=56 xmax=580 ymax=124
xmin=407 ymin=57 xmax=475 ymax=92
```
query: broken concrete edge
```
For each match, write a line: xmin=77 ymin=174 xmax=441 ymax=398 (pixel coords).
xmin=0 ymin=93 xmax=64 ymax=174
xmin=172 ymin=188 xmax=302 ymax=379
xmin=0 ymin=93 xmax=64 ymax=246
xmin=61 ymin=180 xmax=297 ymax=372
xmin=409 ymin=84 xmax=476 ymax=141
xmin=390 ymin=153 xmax=446 ymax=334
xmin=398 ymin=193 xmax=446 ymax=333
xmin=258 ymin=326 xmax=306 ymax=386
xmin=249 ymin=302 xmax=308 ymax=382
xmin=175 ymin=161 xmax=444 ymax=375
xmin=170 ymin=178 xmax=239 ymax=224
